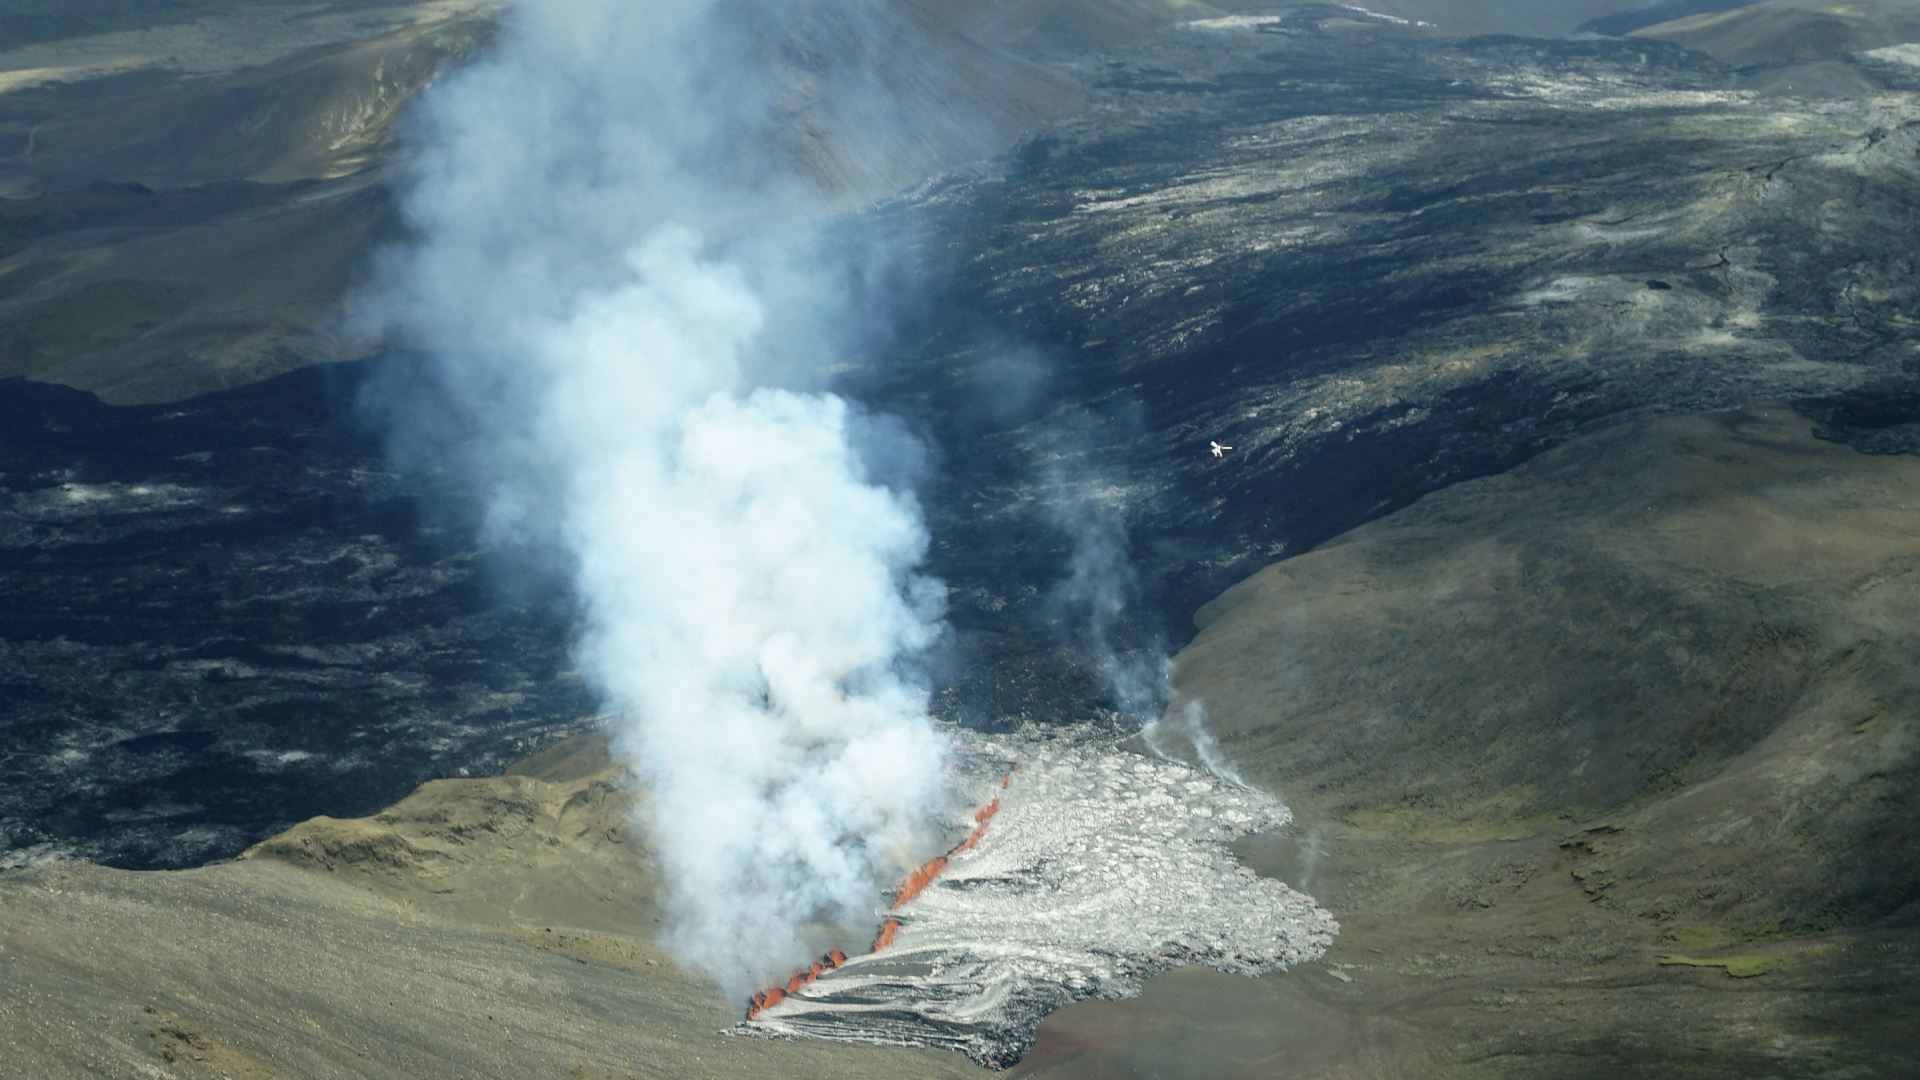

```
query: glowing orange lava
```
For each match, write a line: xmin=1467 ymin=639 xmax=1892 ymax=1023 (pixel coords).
xmin=891 ymin=856 xmax=947 ymax=908
xmin=744 ymin=767 xmax=1018 ymax=1019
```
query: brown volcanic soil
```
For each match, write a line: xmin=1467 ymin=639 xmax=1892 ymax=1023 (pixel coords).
xmin=5 ymin=405 xmax=1917 ymax=1079
xmin=1180 ymin=406 xmax=1920 ymax=934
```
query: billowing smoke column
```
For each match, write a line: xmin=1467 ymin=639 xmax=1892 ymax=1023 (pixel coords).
xmin=356 ymin=0 xmax=948 ymax=994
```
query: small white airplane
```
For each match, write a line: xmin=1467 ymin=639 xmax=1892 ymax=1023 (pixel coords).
xmin=1209 ymin=440 xmax=1232 ymax=458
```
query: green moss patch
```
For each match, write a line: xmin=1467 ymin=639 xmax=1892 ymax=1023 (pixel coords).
xmin=1658 ymin=953 xmax=1788 ymax=978
xmin=1341 ymin=787 xmax=1560 ymax=843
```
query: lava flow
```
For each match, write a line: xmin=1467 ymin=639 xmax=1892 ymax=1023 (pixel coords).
xmin=729 ymin=738 xmax=1336 ymax=1068
xmin=744 ymin=767 xmax=1017 ymax=1019
xmin=747 ymin=948 xmax=848 ymax=1016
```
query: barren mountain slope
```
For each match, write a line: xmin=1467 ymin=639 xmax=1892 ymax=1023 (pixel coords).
xmin=0 ymin=1 xmax=499 ymax=402
xmin=1633 ymin=0 xmax=1920 ymax=67
xmin=0 ymin=735 xmax=985 ymax=1080
xmin=1183 ymin=406 xmax=1920 ymax=926
xmin=0 ymin=0 xmax=1090 ymax=404
xmin=1007 ymin=405 xmax=1920 ymax=1080
xmin=1631 ymin=0 xmax=1920 ymax=96
xmin=0 ymin=0 xmax=1838 ymax=405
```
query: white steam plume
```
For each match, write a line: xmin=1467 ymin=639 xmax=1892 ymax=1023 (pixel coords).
xmin=356 ymin=0 xmax=949 ymax=995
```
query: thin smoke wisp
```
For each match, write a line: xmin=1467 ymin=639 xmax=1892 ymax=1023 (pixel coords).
xmin=1144 ymin=696 xmax=1252 ymax=788
xmin=355 ymin=0 xmax=950 ymax=996
xmin=1028 ymin=409 xmax=1252 ymax=787
xmin=1035 ymin=409 xmax=1169 ymax=724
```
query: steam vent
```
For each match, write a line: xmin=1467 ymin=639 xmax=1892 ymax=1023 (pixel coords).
xmin=733 ymin=732 xmax=1336 ymax=1068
